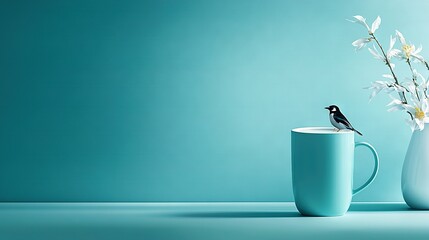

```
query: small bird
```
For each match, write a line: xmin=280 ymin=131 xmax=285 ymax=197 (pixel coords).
xmin=325 ymin=105 xmax=363 ymax=136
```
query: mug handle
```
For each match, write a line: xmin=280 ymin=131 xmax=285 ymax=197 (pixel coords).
xmin=352 ymin=142 xmax=379 ymax=196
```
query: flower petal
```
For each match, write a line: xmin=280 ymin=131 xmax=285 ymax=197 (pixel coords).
xmin=353 ymin=15 xmax=366 ymax=22
xmin=422 ymin=99 xmax=429 ymax=112
xmin=387 ymin=98 xmax=403 ymax=106
xmin=352 ymin=38 xmax=371 ymax=50
xmin=349 ymin=15 xmax=371 ymax=31
xmin=369 ymin=90 xmax=378 ymax=101
xmin=396 ymin=30 xmax=406 ymax=45
xmin=371 ymin=16 xmax=381 ymax=33
xmin=368 ymin=46 xmax=384 ymax=60
xmin=382 ymin=74 xmax=394 ymax=79
xmin=393 ymin=50 xmax=406 ymax=60
xmin=387 ymin=49 xmax=400 ymax=59
xmin=414 ymin=45 xmax=423 ymax=54
xmin=417 ymin=119 xmax=425 ymax=131
xmin=412 ymin=53 xmax=424 ymax=62
xmin=389 ymin=35 xmax=397 ymax=51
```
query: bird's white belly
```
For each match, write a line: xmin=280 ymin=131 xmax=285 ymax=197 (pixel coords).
xmin=330 ymin=113 xmax=347 ymax=130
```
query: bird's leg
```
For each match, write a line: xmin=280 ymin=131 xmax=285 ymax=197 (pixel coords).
xmin=336 ymin=128 xmax=340 ymax=132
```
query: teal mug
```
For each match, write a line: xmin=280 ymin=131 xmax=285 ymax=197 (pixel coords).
xmin=291 ymin=127 xmax=379 ymax=216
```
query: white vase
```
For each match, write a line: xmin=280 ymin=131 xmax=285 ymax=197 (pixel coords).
xmin=402 ymin=124 xmax=429 ymax=209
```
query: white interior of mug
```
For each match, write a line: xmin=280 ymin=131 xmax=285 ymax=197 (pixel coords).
xmin=292 ymin=127 xmax=353 ymax=134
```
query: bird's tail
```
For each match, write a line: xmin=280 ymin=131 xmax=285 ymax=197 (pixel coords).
xmin=353 ymin=129 xmax=363 ymax=136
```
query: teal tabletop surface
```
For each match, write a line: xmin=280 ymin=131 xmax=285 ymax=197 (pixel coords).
xmin=0 ymin=202 xmax=427 ymax=240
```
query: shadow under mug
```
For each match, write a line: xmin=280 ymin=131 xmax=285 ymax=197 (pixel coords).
xmin=291 ymin=127 xmax=379 ymax=217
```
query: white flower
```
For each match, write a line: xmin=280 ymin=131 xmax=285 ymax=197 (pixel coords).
xmin=368 ymin=45 xmax=384 ymax=61
xmin=348 ymin=15 xmax=381 ymax=34
xmin=352 ymin=38 xmax=371 ymax=50
xmin=349 ymin=16 xmax=383 ymax=50
xmin=365 ymin=81 xmax=389 ymax=101
xmin=403 ymin=80 xmax=416 ymax=94
xmin=394 ymin=30 xmax=424 ymax=62
xmin=413 ymin=69 xmax=429 ymax=92
xmin=382 ymin=74 xmax=394 ymax=80
xmin=348 ymin=15 xmax=370 ymax=31
xmin=365 ymin=75 xmax=406 ymax=101
xmin=387 ymin=98 xmax=407 ymax=112
xmin=371 ymin=16 xmax=381 ymax=34
xmin=367 ymin=36 xmax=399 ymax=67
xmin=409 ymin=97 xmax=429 ymax=131
xmin=387 ymin=36 xmax=400 ymax=60
xmin=411 ymin=69 xmax=429 ymax=99
xmin=387 ymin=96 xmax=429 ymax=131
xmin=419 ymin=77 xmax=429 ymax=94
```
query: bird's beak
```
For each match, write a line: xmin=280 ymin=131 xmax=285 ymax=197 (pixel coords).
xmin=324 ymin=107 xmax=329 ymax=110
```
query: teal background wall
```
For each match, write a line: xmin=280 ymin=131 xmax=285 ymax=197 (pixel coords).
xmin=1 ymin=0 xmax=428 ymax=202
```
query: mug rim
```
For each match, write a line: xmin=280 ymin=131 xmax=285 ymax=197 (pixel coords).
xmin=292 ymin=127 xmax=353 ymax=134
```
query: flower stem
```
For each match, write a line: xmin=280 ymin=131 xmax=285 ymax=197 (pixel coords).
xmin=370 ymin=33 xmax=408 ymax=104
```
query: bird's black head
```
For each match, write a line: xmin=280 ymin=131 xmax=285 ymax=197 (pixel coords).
xmin=325 ymin=105 xmax=340 ymax=113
